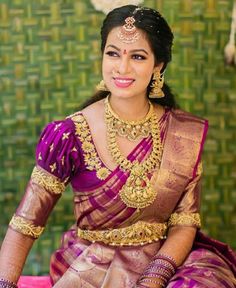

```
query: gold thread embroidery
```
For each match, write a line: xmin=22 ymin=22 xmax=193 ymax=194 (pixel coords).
xmin=78 ymin=221 xmax=167 ymax=246
xmin=54 ymin=123 xmax=62 ymax=131
xmin=62 ymin=132 xmax=70 ymax=140
xmin=197 ymin=161 xmax=203 ymax=175
xmin=38 ymin=152 xmax=42 ymax=161
xmin=50 ymin=143 xmax=54 ymax=152
xmin=97 ymin=167 xmax=110 ymax=180
xmin=49 ymin=162 xmax=57 ymax=173
xmin=71 ymin=146 xmax=77 ymax=152
xmin=70 ymin=113 xmax=110 ymax=180
xmin=31 ymin=166 xmax=66 ymax=194
xmin=10 ymin=214 xmax=44 ymax=239
xmin=168 ymin=212 xmax=201 ymax=228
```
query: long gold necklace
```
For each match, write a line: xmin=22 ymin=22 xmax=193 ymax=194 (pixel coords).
xmin=105 ymin=98 xmax=153 ymax=141
xmin=105 ymin=97 xmax=163 ymax=210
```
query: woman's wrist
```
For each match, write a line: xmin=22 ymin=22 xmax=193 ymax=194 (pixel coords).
xmin=136 ymin=253 xmax=177 ymax=288
xmin=0 ymin=278 xmax=18 ymax=288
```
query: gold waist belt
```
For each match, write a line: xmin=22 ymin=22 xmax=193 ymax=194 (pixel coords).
xmin=77 ymin=221 xmax=167 ymax=246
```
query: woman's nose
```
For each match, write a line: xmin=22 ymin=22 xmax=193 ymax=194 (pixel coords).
xmin=117 ymin=57 xmax=131 ymax=75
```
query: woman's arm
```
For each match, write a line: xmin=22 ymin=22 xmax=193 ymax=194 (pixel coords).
xmin=136 ymin=161 xmax=203 ymax=288
xmin=0 ymin=119 xmax=80 ymax=287
xmin=158 ymin=225 xmax=197 ymax=266
xmin=0 ymin=229 xmax=35 ymax=285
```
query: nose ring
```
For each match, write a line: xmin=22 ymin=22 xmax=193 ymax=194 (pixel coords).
xmin=112 ymin=69 xmax=119 ymax=76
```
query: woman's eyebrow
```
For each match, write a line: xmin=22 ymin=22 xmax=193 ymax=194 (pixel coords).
xmin=130 ymin=49 xmax=149 ymax=55
xmin=106 ymin=45 xmax=149 ymax=55
xmin=106 ymin=44 xmax=120 ymax=51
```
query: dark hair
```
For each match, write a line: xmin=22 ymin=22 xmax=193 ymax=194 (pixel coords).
xmin=80 ymin=5 xmax=177 ymax=109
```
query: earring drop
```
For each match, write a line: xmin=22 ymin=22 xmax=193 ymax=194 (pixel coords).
xmin=149 ymin=71 xmax=165 ymax=98
xmin=96 ymin=80 xmax=109 ymax=92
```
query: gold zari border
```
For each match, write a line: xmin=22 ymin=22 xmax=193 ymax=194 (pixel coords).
xmin=78 ymin=221 xmax=167 ymax=246
xmin=10 ymin=214 xmax=44 ymax=239
xmin=31 ymin=166 xmax=66 ymax=194
xmin=168 ymin=212 xmax=201 ymax=228
xmin=69 ymin=113 xmax=110 ymax=180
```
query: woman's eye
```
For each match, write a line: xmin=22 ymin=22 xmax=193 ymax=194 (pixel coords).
xmin=105 ymin=51 xmax=119 ymax=57
xmin=132 ymin=54 xmax=146 ymax=60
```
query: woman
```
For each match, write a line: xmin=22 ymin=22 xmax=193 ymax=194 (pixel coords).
xmin=0 ymin=5 xmax=236 ymax=288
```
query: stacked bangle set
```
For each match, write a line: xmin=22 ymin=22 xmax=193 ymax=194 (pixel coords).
xmin=136 ymin=254 xmax=177 ymax=287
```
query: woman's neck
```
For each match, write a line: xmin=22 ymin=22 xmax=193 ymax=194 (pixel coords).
xmin=108 ymin=95 xmax=150 ymax=122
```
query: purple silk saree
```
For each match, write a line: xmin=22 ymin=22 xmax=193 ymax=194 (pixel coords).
xmin=11 ymin=109 xmax=236 ymax=287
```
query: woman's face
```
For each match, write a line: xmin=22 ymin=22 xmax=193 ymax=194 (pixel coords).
xmin=102 ymin=27 xmax=160 ymax=100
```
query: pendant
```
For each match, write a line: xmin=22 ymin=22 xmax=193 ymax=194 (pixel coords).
xmin=119 ymin=164 xmax=158 ymax=210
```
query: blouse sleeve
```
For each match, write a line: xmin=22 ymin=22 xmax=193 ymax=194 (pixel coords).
xmin=167 ymin=161 xmax=203 ymax=229
xmin=166 ymin=112 xmax=209 ymax=230
xmin=9 ymin=118 xmax=81 ymax=239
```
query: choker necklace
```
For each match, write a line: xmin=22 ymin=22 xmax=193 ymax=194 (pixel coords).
xmin=104 ymin=97 xmax=163 ymax=210
xmin=105 ymin=97 xmax=153 ymax=141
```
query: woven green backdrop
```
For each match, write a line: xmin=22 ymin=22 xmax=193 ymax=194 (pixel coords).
xmin=0 ymin=0 xmax=235 ymax=275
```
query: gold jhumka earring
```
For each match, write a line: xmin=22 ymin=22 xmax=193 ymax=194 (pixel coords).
xmin=117 ymin=16 xmax=140 ymax=44
xmin=96 ymin=80 xmax=109 ymax=92
xmin=149 ymin=70 xmax=165 ymax=98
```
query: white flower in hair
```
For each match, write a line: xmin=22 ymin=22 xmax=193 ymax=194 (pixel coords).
xmin=90 ymin=0 xmax=144 ymax=15
xmin=224 ymin=2 xmax=236 ymax=65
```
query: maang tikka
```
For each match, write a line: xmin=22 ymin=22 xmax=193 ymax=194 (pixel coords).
xmin=149 ymin=70 xmax=165 ymax=98
xmin=117 ymin=16 xmax=140 ymax=44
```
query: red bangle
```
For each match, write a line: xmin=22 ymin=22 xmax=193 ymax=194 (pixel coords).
xmin=154 ymin=254 xmax=177 ymax=270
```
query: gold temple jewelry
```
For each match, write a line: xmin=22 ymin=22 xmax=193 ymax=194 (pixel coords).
xmin=117 ymin=16 xmax=140 ymax=44
xmin=9 ymin=214 xmax=44 ymax=239
xmin=96 ymin=79 xmax=109 ymax=92
xmin=77 ymin=220 xmax=167 ymax=246
xmin=149 ymin=70 xmax=165 ymax=98
xmin=105 ymin=97 xmax=163 ymax=210
xmin=168 ymin=212 xmax=201 ymax=228
xmin=105 ymin=97 xmax=153 ymax=141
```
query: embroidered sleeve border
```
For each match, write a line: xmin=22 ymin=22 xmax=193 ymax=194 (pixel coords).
xmin=9 ymin=214 xmax=44 ymax=239
xmin=31 ymin=166 xmax=66 ymax=194
xmin=168 ymin=212 xmax=201 ymax=228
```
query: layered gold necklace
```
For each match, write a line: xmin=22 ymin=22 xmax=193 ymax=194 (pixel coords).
xmin=105 ymin=97 xmax=163 ymax=210
xmin=105 ymin=98 xmax=153 ymax=141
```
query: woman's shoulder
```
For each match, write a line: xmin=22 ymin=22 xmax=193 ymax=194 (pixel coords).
xmin=166 ymin=108 xmax=209 ymax=142
xmin=169 ymin=108 xmax=208 ymax=126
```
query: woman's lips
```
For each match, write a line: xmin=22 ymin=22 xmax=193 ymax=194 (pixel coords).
xmin=113 ymin=77 xmax=134 ymax=88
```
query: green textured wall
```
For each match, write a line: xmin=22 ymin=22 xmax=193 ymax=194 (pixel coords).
xmin=0 ymin=0 xmax=235 ymax=275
